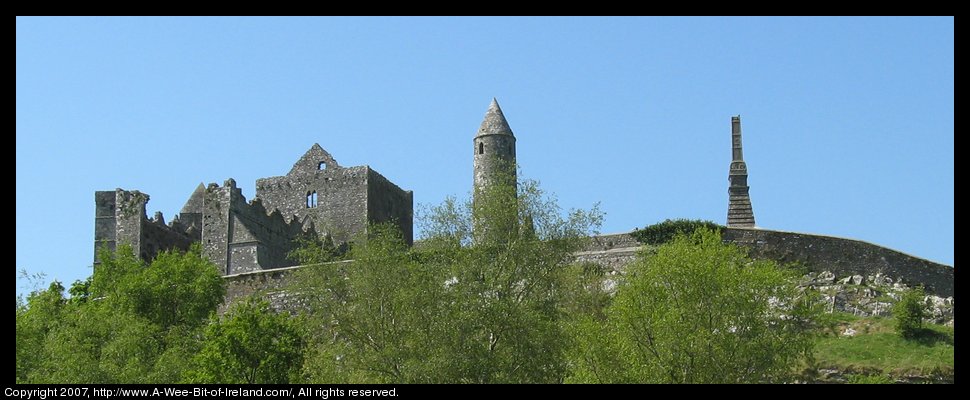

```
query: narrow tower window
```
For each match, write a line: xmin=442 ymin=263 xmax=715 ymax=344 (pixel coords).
xmin=306 ymin=191 xmax=318 ymax=208
xmin=478 ymin=142 xmax=484 ymax=155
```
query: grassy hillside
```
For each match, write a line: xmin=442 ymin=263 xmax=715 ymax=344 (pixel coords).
xmin=806 ymin=313 xmax=954 ymax=383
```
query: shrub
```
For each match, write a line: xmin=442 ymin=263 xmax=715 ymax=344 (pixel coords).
xmin=893 ymin=286 xmax=926 ymax=339
xmin=630 ymin=218 xmax=724 ymax=245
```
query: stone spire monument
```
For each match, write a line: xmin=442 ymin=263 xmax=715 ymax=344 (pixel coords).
xmin=727 ymin=115 xmax=756 ymax=227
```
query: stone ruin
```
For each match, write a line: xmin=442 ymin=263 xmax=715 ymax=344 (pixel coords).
xmin=94 ymin=144 xmax=412 ymax=276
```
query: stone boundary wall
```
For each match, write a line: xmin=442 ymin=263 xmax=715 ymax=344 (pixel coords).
xmin=581 ymin=232 xmax=641 ymax=252
xmin=723 ymin=228 xmax=953 ymax=297
xmin=221 ymin=261 xmax=346 ymax=313
xmin=573 ymin=229 xmax=953 ymax=297
xmin=221 ymin=228 xmax=953 ymax=310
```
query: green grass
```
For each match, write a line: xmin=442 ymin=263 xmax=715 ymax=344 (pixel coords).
xmin=845 ymin=374 xmax=894 ymax=384
xmin=812 ymin=314 xmax=953 ymax=378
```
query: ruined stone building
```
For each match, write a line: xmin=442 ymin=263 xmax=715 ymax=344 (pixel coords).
xmin=94 ymin=99 xmax=953 ymax=302
xmin=94 ymin=145 xmax=412 ymax=275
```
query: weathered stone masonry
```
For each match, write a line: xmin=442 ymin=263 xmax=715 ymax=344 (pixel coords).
xmin=255 ymin=144 xmax=413 ymax=248
xmin=727 ymin=115 xmax=756 ymax=228
xmin=94 ymin=144 xmax=412 ymax=276
xmin=473 ymin=98 xmax=517 ymax=196
xmin=94 ymin=189 xmax=197 ymax=264
xmin=722 ymin=227 xmax=954 ymax=297
xmin=572 ymin=228 xmax=953 ymax=298
xmin=201 ymin=178 xmax=309 ymax=275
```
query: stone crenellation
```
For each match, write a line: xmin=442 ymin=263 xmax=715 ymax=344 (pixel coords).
xmin=94 ymin=189 xmax=197 ymax=264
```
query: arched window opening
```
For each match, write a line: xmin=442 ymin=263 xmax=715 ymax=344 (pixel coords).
xmin=478 ymin=142 xmax=484 ymax=155
xmin=318 ymin=162 xmax=327 ymax=170
xmin=306 ymin=191 xmax=318 ymax=208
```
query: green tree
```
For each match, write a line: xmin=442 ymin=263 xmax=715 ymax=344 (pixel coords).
xmin=296 ymin=222 xmax=448 ymax=383
xmin=186 ymin=297 xmax=304 ymax=384
xmin=68 ymin=277 xmax=91 ymax=305
xmin=434 ymin=178 xmax=600 ymax=383
xmin=92 ymin=243 xmax=225 ymax=330
xmin=559 ymin=262 xmax=613 ymax=322
xmin=16 ymin=244 xmax=225 ymax=383
xmin=289 ymin=232 xmax=343 ymax=265
xmin=38 ymin=306 xmax=162 ymax=383
xmin=16 ymin=281 xmax=66 ymax=383
xmin=567 ymin=228 xmax=820 ymax=383
xmin=893 ymin=286 xmax=926 ymax=339
xmin=295 ymin=175 xmax=602 ymax=383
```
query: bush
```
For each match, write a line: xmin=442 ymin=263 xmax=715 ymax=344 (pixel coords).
xmin=630 ymin=218 xmax=724 ymax=245
xmin=186 ymin=297 xmax=305 ymax=384
xmin=893 ymin=287 xmax=926 ymax=339
xmin=288 ymin=233 xmax=348 ymax=265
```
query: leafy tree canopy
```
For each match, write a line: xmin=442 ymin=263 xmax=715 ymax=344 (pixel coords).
xmin=567 ymin=228 xmax=820 ymax=383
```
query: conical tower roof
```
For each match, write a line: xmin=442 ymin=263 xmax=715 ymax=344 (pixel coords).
xmin=476 ymin=98 xmax=514 ymax=137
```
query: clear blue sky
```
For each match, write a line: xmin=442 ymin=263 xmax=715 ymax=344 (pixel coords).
xmin=16 ymin=17 xmax=953 ymax=293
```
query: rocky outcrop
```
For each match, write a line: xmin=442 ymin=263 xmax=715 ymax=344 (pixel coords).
xmin=799 ymin=270 xmax=954 ymax=326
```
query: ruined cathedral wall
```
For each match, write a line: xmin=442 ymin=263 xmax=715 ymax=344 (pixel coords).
xmin=227 ymin=196 xmax=304 ymax=272
xmin=139 ymin=217 xmax=194 ymax=261
xmin=256 ymin=166 xmax=370 ymax=244
xmin=366 ymin=168 xmax=414 ymax=245
xmin=93 ymin=191 xmax=119 ymax=262
xmin=94 ymin=189 xmax=194 ymax=264
xmin=202 ymin=180 xmax=309 ymax=275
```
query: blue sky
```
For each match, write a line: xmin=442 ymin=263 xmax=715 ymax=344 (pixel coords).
xmin=16 ymin=17 xmax=953 ymax=293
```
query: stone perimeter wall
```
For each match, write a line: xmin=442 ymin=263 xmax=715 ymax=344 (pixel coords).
xmin=721 ymin=228 xmax=953 ymax=298
xmin=573 ymin=232 xmax=642 ymax=273
xmin=572 ymin=228 xmax=953 ymax=297
xmin=223 ymin=228 xmax=954 ymax=310
xmin=220 ymin=261 xmax=354 ymax=314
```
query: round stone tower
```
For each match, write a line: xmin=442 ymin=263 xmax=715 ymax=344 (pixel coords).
xmin=473 ymin=98 xmax=517 ymax=195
